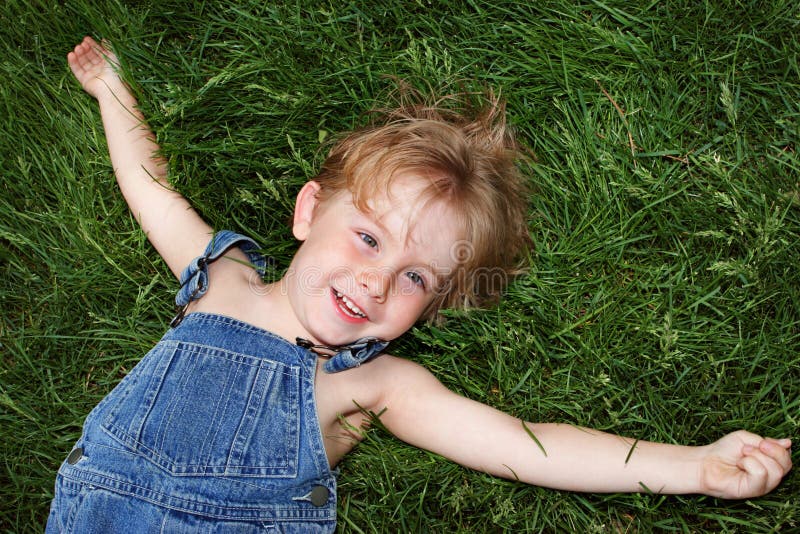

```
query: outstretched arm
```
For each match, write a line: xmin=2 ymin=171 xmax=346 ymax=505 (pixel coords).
xmin=67 ymin=36 xmax=212 ymax=277
xmin=379 ymin=358 xmax=792 ymax=499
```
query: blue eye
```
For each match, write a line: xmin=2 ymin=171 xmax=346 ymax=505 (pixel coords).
xmin=359 ymin=233 xmax=378 ymax=248
xmin=406 ymin=271 xmax=425 ymax=288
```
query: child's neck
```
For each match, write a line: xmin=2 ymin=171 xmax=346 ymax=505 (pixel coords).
xmin=248 ymin=279 xmax=311 ymax=343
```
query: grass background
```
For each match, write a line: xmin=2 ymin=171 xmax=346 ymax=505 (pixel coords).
xmin=1 ymin=0 xmax=798 ymax=531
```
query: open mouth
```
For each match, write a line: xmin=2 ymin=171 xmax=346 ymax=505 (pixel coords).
xmin=333 ymin=289 xmax=367 ymax=320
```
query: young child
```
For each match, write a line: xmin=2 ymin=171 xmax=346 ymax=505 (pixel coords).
xmin=48 ymin=36 xmax=792 ymax=533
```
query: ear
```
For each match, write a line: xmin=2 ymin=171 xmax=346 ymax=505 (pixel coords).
xmin=292 ymin=180 xmax=322 ymax=241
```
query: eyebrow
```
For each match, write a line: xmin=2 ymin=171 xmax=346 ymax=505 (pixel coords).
xmin=359 ymin=205 xmax=442 ymax=264
xmin=360 ymin=208 xmax=416 ymax=250
xmin=363 ymin=209 xmax=390 ymax=237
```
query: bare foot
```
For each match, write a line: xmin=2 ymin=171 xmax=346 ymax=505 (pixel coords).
xmin=67 ymin=36 xmax=125 ymax=99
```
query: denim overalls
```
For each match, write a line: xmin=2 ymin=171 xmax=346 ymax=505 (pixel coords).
xmin=46 ymin=231 xmax=387 ymax=533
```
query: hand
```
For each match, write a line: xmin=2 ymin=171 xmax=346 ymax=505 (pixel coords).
xmin=67 ymin=36 xmax=125 ymax=99
xmin=699 ymin=430 xmax=792 ymax=499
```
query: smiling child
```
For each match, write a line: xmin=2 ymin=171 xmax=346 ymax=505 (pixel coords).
xmin=47 ymin=36 xmax=792 ymax=533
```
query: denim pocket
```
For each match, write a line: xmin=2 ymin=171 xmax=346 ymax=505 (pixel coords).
xmin=102 ymin=341 xmax=300 ymax=477
xmin=46 ymin=476 xmax=90 ymax=533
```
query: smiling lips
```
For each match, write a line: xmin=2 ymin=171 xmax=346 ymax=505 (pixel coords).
xmin=332 ymin=289 xmax=368 ymax=321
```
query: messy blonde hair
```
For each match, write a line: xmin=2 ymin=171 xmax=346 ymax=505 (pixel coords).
xmin=314 ymin=82 xmax=530 ymax=319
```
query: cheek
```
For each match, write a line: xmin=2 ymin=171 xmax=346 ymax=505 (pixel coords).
xmin=304 ymin=232 xmax=354 ymax=263
xmin=395 ymin=276 xmax=415 ymax=296
xmin=394 ymin=291 xmax=433 ymax=320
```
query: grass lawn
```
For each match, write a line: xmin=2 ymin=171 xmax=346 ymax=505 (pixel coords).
xmin=1 ymin=0 xmax=798 ymax=531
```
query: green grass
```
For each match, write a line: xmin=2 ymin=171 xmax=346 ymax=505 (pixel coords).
xmin=2 ymin=0 xmax=798 ymax=531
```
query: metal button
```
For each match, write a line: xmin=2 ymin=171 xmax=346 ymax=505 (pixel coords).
xmin=66 ymin=447 xmax=83 ymax=465
xmin=309 ymin=485 xmax=329 ymax=507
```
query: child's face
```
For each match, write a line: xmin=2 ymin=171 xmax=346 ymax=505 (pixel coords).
xmin=286 ymin=174 xmax=461 ymax=346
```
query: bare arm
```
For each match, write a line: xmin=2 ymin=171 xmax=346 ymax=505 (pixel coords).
xmin=67 ymin=36 xmax=212 ymax=277
xmin=379 ymin=358 xmax=792 ymax=499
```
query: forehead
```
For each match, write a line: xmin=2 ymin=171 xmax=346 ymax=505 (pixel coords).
xmin=338 ymin=173 xmax=463 ymax=264
xmin=375 ymin=173 xmax=459 ymax=233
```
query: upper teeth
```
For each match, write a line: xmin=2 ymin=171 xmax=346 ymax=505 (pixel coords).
xmin=336 ymin=291 xmax=366 ymax=318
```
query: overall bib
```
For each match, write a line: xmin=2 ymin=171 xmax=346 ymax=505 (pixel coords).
xmin=46 ymin=231 xmax=386 ymax=533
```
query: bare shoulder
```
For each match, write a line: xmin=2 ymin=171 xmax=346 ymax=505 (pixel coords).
xmin=318 ymin=354 xmax=429 ymax=400
xmin=203 ymin=246 xmax=260 ymax=291
xmin=372 ymin=353 xmax=443 ymax=388
xmin=316 ymin=353 xmax=442 ymax=420
xmin=183 ymin=247 xmax=267 ymax=316
xmin=365 ymin=353 xmax=451 ymax=413
xmin=311 ymin=354 xmax=434 ymax=464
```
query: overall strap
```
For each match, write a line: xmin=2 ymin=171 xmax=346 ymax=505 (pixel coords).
xmin=171 ymin=230 xmax=269 ymax=327
xmin=296 ymin=337 xmax=390 ymax=373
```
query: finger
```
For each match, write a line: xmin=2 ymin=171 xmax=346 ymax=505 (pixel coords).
xmin=90 ymin=39 xmax=106 ymax=58
xmin=68 ymin=41 xmax=85 ymax=63
xmin=98 ymin=39 xmax=119 ymax=66
xmin=84 ymin=48 xmax=107 ymax=72
xmin=73 ymin=38 xmax=96 ymax=59
xmin=87 ymin=41 xmax=116 ymax=70
xmin=67 ymin=55 xmax=79 ymax=78
xmin=741 ymin=448 xmax=786 ymax=493
xmin=730 ymin=429 xmax=763 ymax=448
xmin=67 ymin=47 xmax=88 ymax=74
xmin=82 ymin=39 xmax=104 ymax=67
xmin=88 ymin=49 xmax=104 ymax=68
xmin=79 ymin=37 xmax=94 ymax=54
xmin=86 ymin=36 xmax=109 ymax=57
xmin=737 ymin=454 xmax=770 ymax=496
xmin=74 ymin=41 xmax=93 ymax=64
xmin=758 ymin=440 xmax=793 ymax=473
xmin=763 ymin=437 xmax=792 ymax=449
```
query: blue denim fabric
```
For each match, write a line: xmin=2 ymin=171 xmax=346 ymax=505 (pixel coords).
xmin=175 ymin=230 xmax=268 ymax=309
xmin=323 ymin=337 xmax=388 ymax=373
xmin=297 ymin=337 xmax=389 ymax=374
xmin=47 ymin=232 xmax=340 ymax=533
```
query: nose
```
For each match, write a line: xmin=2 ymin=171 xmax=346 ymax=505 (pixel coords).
xmin=358 ymin=266 xmax=392 ymax=303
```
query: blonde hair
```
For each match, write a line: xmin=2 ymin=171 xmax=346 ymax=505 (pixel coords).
xmin=314 ymin=82 xmax=530 ymax=319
